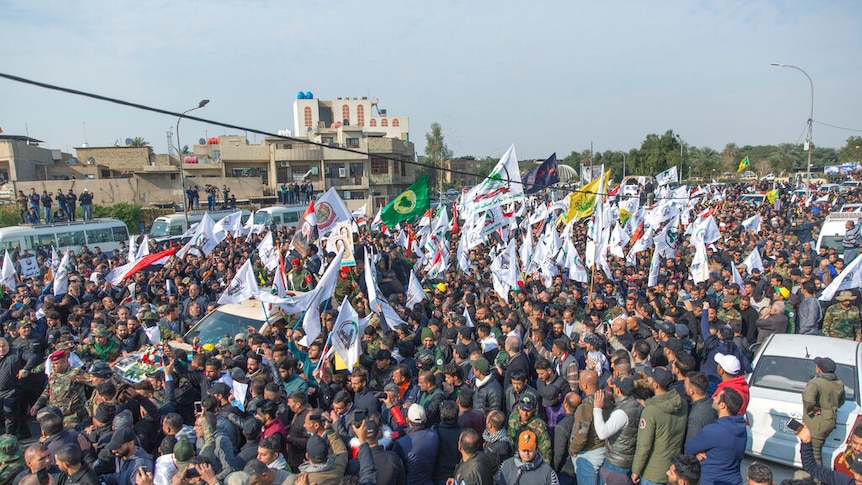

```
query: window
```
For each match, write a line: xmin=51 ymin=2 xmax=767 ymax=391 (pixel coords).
xmin=381 ymin=118 xmax=388 ymax=127
xmin=112 ymin=226 xmax=129 ymax=242
xmin=392 ymin=119 xmax=400 ymax=127
xmin=304 ymin=107 xmax=313 ymax=127
xmin=751 ymin=356 xmax=857 ymax=400
xmin=342 ymin=105 xmax=350 ymax=123
xmin=401 ymin=161 xmax=406 ymax=176
xmin=346 ymin=138 xmax=360 ymax=148
xmin=371 ymin=158 xmax=389 ymax=175
xmin=369 ymin=119 xmax=377 ymax=127
xmin=285 ymin=212 xmax=299 ymax=223
xmin=350 ymin=163 xmax=364 ymax=177
xmin=86 ymin=228 xmax=113 ymax=244
xmin=356 ymin=105 xmax=365 ymax=126
xmin=273 ymin=216 xmax=282 ymax=224
xmin=27 ymin=234 xmax=56 ymax=249
xmin=56 ymin=231 xmax=85 ymax=248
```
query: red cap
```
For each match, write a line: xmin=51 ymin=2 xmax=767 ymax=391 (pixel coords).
xmin=49 ymin=349 xmax=69 ymax=362
xmin=291 ymin=259 xmax=301 ymax=265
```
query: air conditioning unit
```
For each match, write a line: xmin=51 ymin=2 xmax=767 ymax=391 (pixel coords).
xmin=343 ymin=191 xmax=351 ymax=199
xmin=338 ymin=168 xmax=347 ymax=178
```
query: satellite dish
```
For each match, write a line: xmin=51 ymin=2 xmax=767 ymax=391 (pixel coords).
xmin=198 ymin=138 xmax=206 ymax=145
xmin=125 ymin=138 xmax=133 ymax=146
xmin=87 ymin=157 xmax=95 ymax=165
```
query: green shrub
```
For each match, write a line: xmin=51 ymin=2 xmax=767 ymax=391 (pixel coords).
xmin=0 ymin=205 xmax=23 ymax=227
xmin=93 ymin=203 xmax=143 ymax=234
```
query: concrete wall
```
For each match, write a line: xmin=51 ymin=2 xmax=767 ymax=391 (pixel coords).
xmin=7 ymin=176 xmax=267 ymax=206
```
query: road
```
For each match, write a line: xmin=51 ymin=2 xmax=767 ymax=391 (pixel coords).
xmin=742 ymin=456 xmax=809 ymax=483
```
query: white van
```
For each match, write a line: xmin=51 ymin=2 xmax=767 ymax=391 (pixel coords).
xmin=0 ymin=218 xmax=129 ymax=254
xmin=816 ymin=206 xmax=862 ymax=258
xmin=253 ymin=206 xmax=306 ymax=229
xmin=150 ymin=210 xmax=251 ymax=242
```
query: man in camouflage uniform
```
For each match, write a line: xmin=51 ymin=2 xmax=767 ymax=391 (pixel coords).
xmin=85 ymin=361 xmax=120 ymax=419
xmin=507 ymin=391 xmax=552 ymax=464
xmin=718 ymin=295 xmax=741 ymax=324
xmin=823 ymin=291 xmax=862 ymax=341
xmin=79 ymin=327 xmax=122 ymax=363
xmin=30 ymin=350 xmax=88 ymax=426
xmin=0 ymin=434 xmax=25 ymax=485
xmin=288 ymin=258 xmax=313 ymax=291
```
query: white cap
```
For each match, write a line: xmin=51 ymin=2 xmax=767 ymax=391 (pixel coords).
xmin=407 ymin=403 xmax=426 ymax=424
xmin=714 ymin=353 xmax=741 ymax=375
xmin=84 ymin=188 xmax=89 ymax=192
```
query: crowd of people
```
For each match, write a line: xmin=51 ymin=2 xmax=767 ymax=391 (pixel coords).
xmin=16 ymin=187 xmax=91 ymax=224
xmin=0 ymin=177 xmax=860 ymax=485
xmin=278 ymin=182 xmax=315 ymax=206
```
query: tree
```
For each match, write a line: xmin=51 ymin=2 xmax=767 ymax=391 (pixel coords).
xmin=721 ymin=143 xmax=739 ymax=172
xmin=181 ymin=145 xmax=191 ymax=155
xmin=129 ymin=137 xmax=150 ymax=147
xmin=424 ymin=123 xmax=452 ymax=196
xmin=838 ymin=136 xmax=862 ymax=164
xmin=630 ymin=130 xmax=679 ymax=176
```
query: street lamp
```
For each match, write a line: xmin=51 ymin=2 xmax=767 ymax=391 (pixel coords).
xmin=771 ymin=63 xmax=814 ymax=196
xmin=675 ymin=134 xmax=684 ymax=181
xmin=618 ymin=151 xmax=627 ymax=180
xmin=177 ymin=99 xmax=210 ymax=226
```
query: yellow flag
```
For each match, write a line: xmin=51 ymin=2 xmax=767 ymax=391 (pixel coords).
xmin=565 ymin=170 xmax=610 ymax=223
xmin=766 ymin=189 xmax=779 ymax=205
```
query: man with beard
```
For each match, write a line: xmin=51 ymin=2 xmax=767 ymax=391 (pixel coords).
xmin=497 ymin=430 xmax=558 ymax=485
xmin=30 ymin=350 xmax=88 ymax=426
xmin=0 ymin=337 xmax=38 ymax=436
xmin=99 ymin=428 xmax=152 ymax=485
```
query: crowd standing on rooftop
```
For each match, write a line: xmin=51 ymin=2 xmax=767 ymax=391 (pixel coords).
xmin=0 ymin=174 xmax=860 ymax=485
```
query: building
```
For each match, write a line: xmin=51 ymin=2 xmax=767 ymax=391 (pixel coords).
xmin=0 ymin=135 xmax=71 ymax=184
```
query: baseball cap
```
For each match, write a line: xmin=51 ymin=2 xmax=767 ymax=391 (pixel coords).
xmin=0 ymin=435 xmax=21 ymax=462
xmin=645 ymin=366 xmax=674 ymax=389
xmin=208 ymin=382 xmax=231 ymax=397
xmin=306 ymin=435 xmax=329 ymax=463
xmin=470 ymin=357 xmax=490 ymax=375
xmin=850 ymin=454 xmax=862 ymax=474
xmin=675 ymin=324 xmax=690 ymax=338
xmin=814 ymin=357 xmax=836 ymax=374
xmin=518 ymin=392 xmax=538 ymax=411
xmin=540 ymin=385 xmax=561 ymax=407
xmin=714 ymin=353 xmax=741 ymax=375
xmin=659 ymin=338 xmax=683 ymax=354
xmin=242 ymin=418 xmax=262 ymax=437
xmin=234 ymin=333 xmax=247 ymax=342
xmin=374 ymin=349 xmax=392 ymax=361
xmin=518 ymin=430 xmax=538 ymax=451
xmin=657 ymin=321 xmax=676 ymax=335
xmin=612 ymin=375 xmax=636 ymax=396
xmin=407 ymin=403 xmax=426 ymax=424
xmin=89 ymin=361 xmax=112 ymax=378
xmin=107 ymin=427 xmax=137 ymax=452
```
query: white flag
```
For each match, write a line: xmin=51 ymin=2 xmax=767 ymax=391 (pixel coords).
xmin=819 ymin=254 xmax=862 ymax=301
xmin=128 ymin=236 xmax=137 ymax=263
xmin=299 ymin=248 xmax=345 ymax=344
xmin=0 ymin=251 xmax=16 ymax=291
xmin=213 ymin=211 xmax=244 ymax=242
xmin=690 ymin=238 xmax=709 ymax=284
xmin=463 ymin=306 xmax=475 ymax=328
xmin=462 ymin=144 xmax=524 ymax=217
xmin=316 ymin=188 xmax=353 ymax=236
xmin=405 ymin=270 xmax=426 ymax=310
xmin=330 ymin=297 xmax=362 ymax=371
xmin=217 ymin=260 xmax=259 ymax=304
xmin=53 ymin=250 xmax=70 ymax=296
xmin=741 ymin=214 xmax=761 ymax=234
xmin=135 ymin=235 xmax=150 ymax=261
xmin=490 ymin=239 xmax=518 ymax=303
xmin=655 ymin=216 xmax=681 ymax=258
xmin=690 ymin=216 xmax=721 ymax=246
xmin=742 ymin=248 xmax=764 ymax=274
xmin=178 ymin=213 xmax=218 ymax=258
xmin=656 ymin=166 xmax=679 ymax=186
xmin=731 ymin=262 xmax=745 ymax=290
xmin=257 ymin=232 xmax=279 ymax=271
xmin=563 ymin=239 xmax=588 ymax=283
xmin=351 ymin=204 xmax=367 ymax=220
xmin=648 ymin=248 xmax=661 ymax=287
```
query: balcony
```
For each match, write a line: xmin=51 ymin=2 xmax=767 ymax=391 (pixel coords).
xmin=325 ymin=175 xmax=367 ymax=189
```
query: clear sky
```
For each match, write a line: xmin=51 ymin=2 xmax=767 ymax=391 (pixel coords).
xmin=1 ymin=1 xmax=860 ymax=161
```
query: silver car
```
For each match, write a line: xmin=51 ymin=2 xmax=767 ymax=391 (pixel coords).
xmin=745 ymin=333 xmax=860 ymax=468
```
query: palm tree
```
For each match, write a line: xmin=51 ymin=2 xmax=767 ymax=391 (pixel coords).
xmin=129 ymin=137 xmax=150 ymax=147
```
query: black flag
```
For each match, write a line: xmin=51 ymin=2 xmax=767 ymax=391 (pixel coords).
xmin=523 ymin=153 xmax=559 ymax=194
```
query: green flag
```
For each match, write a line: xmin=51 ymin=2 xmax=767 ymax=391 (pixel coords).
xmin=380 ymin=174 xmax=430 ymax=227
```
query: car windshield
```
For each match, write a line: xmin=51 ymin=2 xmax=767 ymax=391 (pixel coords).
xmin=185 ymin=310 xmax=266 ymax=346
xmin=150 ymin=220 xmax=170 ymax=237
xmin=751 ymin=355 xmax=857 ymax=401
xmin=819 ymin=236 xmax=845 ymax=254
xmin=254 ymin=212 xmax=271 ymax=225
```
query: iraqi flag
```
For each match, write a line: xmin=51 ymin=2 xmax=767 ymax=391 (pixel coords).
xmin=291 ymin=201 xmax=318 ymax=254
xmin=106 ymin=247 xmax=178 ymax=285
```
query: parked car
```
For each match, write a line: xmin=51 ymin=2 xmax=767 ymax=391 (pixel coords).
xmin=761 ymin=173 xmax=776 ymax=181
xmin=746 ymin=334 xmax=861 ymax=469
xmin=181 ymin=297 xmax=291 ymax=350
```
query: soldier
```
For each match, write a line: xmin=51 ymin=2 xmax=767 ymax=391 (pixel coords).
xmin=79 ymin=327 xmax=122 ymax=363
xmin=717 ymin=295 xmax=741 ymax=325
xmin=287 ymin=258 xmax=313 ymax=292
xmin=506 ymin=392 xmax=552 ymax=464
xmin=803 ymin=357 xmax=846 ymax=465
xmin=823 ymin=291 xmax=862 ymax=341
xmin=85 ymin=362 xmax=119 ymax=419
xmin=30 ymin=349 xmax=88 ymax=426
xmin=0 ymin=434 xmax=25 ymax=485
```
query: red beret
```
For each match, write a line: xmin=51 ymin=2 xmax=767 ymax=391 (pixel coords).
xmin=49 ymin=349 xmax=69 ymax=362
xmin=291 ymin=259 xmax=301 ymax=265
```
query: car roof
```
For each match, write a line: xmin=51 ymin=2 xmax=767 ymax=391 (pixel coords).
xmin=214 ymin=298 xmax=277 ymax=320
xmin=761 ymin=334 xmax=859 ymax=366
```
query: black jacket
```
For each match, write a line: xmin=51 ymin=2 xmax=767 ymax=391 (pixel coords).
xmin=0 ymin=347 xmax=39 ymax=391
xmin=433 ymin=423 xmax=463 ymax=482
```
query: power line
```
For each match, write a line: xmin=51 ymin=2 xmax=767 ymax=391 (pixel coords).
xmin=813 ymin=120 xmax=862 ymax=133
xmin=0 ymin=71 xmax=705 ymax=200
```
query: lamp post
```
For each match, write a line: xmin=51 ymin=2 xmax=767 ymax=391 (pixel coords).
xmin=675 ymin=134 xmax=684 ymax=181
xmin=618 ymin=151 xmax=627 ymax=180
xmin=177 ymin=99 xmax=210 ymax=227
xmin=771 ymin=63 xmax=814 ymax=196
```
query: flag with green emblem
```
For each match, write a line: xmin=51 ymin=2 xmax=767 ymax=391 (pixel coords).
xmin=380 ymin=174 xmax=430 ymax=227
